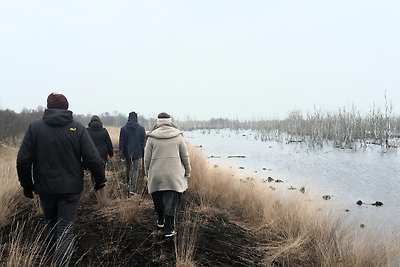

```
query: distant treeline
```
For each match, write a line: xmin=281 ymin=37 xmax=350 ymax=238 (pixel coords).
xmin=2 ymin=103 xmax=400 ymax=149
xmin=0 ymin=108 xmax=153 ymax=144
xmin=0 ymin=108 xmax=44 ymax=143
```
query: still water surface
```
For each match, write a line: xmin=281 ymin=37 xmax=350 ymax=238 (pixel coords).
xmin=185 ymin=129 xmax=400 ymax=236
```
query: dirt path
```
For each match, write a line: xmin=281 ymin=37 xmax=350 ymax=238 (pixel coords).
xmin=71 ymin=193 xmax=264 ymax=266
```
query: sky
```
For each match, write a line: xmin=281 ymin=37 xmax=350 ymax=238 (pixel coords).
xmin=0 ymin=1 xmax=399 ymax=120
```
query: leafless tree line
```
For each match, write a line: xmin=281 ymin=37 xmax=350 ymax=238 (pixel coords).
xmin=270 ymin=104 xmax=400 ymax=149
xmin=0 ymin=108 xmax=44 ymax=144
xmin=177 ymin=102 xmax=400 ymax=149
xmin=2 ymin=98 xmax=399 ymax=149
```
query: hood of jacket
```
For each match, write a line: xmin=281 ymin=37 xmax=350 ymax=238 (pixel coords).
xmin=42 ymin=109 xmax=73 ymax=127
xmin=88 ymin=120 xmax=103 ymax=129
xmin=125 ymin=119 xmax=140 ymax=130
xmin=147 ymin=123 xmax=182 ymax=139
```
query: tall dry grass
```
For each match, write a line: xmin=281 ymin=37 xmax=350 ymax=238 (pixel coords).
xmin=186 ymin=144 xmax=400 ymax=266
xmin=0 ymin=219 xmax=49 ymax=266
xmin=0 ymin=217 xmax=86 ymax=267
xmin=175 ymin=208 xmax=202 ymax=267
xmin=0 ymin=146 xmax=26 ymax=227
xmin=105 ymin=126 xmax=121 ymax=151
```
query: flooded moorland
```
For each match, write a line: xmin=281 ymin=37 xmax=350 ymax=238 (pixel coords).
xmin=186 ymin=129 xmax=400 ymax=236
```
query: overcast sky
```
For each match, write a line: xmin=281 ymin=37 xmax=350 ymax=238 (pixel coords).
xmin=0 ymin=1 xmax=399 ymax=120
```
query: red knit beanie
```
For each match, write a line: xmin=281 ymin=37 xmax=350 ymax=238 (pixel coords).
xmin=47 ymin=93 xmax=69 ymax=110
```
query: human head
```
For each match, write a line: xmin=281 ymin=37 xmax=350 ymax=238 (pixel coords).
xmin=128 ymin=111 xmax=138 ymax=122
xmin=47 ymin=93 xmax=69 ymax=110
xmin=90 ymin=115 xmax=101 ymax=122
xmin=156 ymin=112 xmax=172 ymax=124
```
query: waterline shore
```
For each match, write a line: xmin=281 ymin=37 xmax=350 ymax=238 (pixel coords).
xmin=186 ymin=129 xmax=400 ymax=236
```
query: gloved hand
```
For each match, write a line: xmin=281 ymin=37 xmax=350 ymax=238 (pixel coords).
xmin=94 ymin=182 xmax=106 ymax=191
xmin=23 ymin=188 xmax=34 ymax=199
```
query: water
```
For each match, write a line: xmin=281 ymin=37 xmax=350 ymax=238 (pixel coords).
xmin=185 ymin=129 xmax=400 ymax=236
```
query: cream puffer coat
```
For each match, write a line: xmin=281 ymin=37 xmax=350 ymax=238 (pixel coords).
xmin=144 ymin=123 xmax=191 ymax=194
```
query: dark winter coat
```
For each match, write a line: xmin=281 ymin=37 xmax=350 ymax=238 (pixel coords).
xmin=119 ymin=119 xmax=146 ymax=160
xmin=87 ymin=120 xmax=114 ymax=161
xmin=16 ymin=109 xmax=106 ymax=195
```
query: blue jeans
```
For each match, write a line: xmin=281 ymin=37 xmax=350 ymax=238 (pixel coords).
xmin=39 ymin=193 xmax=81 ymax=267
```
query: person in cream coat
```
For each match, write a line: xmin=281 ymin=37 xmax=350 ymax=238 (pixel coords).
xmin=144 ymin=112 xmax=191 ymax=237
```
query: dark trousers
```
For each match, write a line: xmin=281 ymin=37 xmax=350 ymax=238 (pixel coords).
xmin=125 ymin=158 xmax=141 ymax=193
xmin=151 ymin=191 xmax=183 ymax=233
xmin=39 ymin=193 xmax=81 ymax=267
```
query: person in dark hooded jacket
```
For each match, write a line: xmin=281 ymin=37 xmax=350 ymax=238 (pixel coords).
xmin=16 ymin=93 xmax=106 ymax=267
xmin=87 ymin=115 xmax=114 ymax=163
xmin=119 ymin=111 xmax=146 ymax=195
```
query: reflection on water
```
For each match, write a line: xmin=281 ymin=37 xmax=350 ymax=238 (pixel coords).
xmin=185 ymin=129 xmax=400 ymax=236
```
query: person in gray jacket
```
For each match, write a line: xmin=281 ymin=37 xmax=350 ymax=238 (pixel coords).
xmin=16 ymin=93 xmax=106 ymax=266
xmin=144 ymin=112 xmax=191 ymax=237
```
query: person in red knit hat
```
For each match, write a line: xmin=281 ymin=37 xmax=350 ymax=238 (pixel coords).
xmin=17 ymin=92 xmax=106 ymax=266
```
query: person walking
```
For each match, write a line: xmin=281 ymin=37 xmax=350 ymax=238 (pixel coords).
xmin=16 ymin=93 xmax=106 ymax=267
xmin=119 ymin=111 xmax=146 ymax=195
xmin=87 ymin=115 xmax=114 ymax=164
xmin=144 ymin=112 xmax=191 ymax=237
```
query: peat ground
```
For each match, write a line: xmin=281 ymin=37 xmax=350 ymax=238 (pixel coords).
xmin=70 ymin=193 xmax=264 ymax=266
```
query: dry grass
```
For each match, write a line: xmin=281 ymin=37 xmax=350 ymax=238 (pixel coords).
xmin=0 ymin=218 xmax=51 ymax=267
xmin=99 ymin=195 xmax=145 ymax=224
xmin=95 ymin=158 xmax=146 ymax=224
xmin=0 ymin=146 xmax=26 ymax=227
xmin=0 ymin=217 xmax=85 ymax=267
xmin=0 ymin=223 xmax=68 ymax=266
xmin=175 ymin=208 xmax=202 ymax=267
xmin=105 ymin=126 xmax=121 ymax=151
xmin=187 ymin=145 xmax=269 ymax=222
